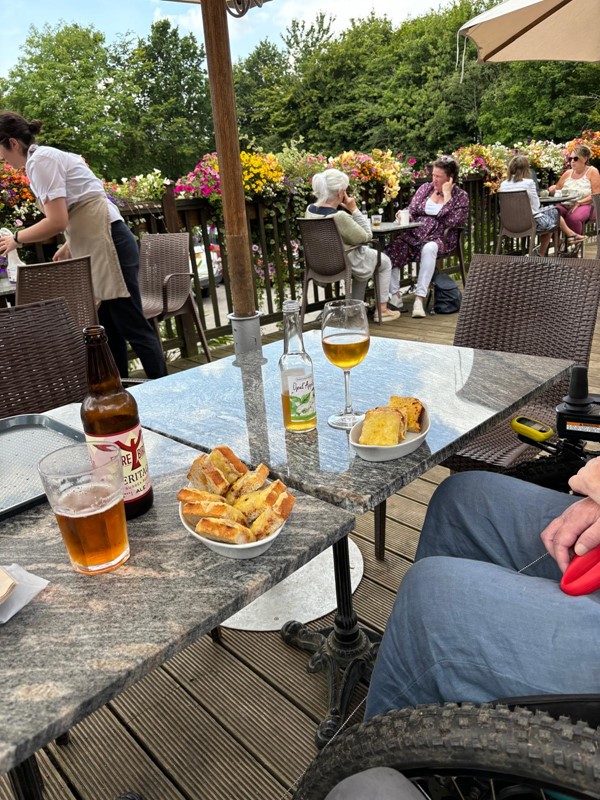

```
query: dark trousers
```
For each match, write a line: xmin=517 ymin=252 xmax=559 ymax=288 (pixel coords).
xmin=98 ymin=221 xmax=168 ymax=379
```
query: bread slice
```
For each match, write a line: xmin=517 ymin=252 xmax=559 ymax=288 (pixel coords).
xmin=225 ymin=463 xmax=269 ymax=503
xmin=187 ymin=454 xmax=229 ymax=496
xmin=177 ymin=487 xmax=225 ymax=504
xmin=195 ymin=517 xmax=256 ymax=544
xmin=182 ymin=500 xmax=247 ymax=528
xmin=208 ymin=446 xmax=249 ymax=485
xmin=359 ymin=406 xmax=407 ymax=446
xmin=272 ymin=489 xmax=295 ymax=520
xmin=251 ymin=507 xmax=285 ymax=541
xmin=388 ymin=396 xmax=425 ymax=433
xmin=233 ymin=480 xmax=287 ymax=523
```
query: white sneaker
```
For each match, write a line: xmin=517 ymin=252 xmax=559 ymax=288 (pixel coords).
xmin=388 ymin=292 xmax=403 ymax=310
xmin=411 ymin=297 xmax=426 ymax=318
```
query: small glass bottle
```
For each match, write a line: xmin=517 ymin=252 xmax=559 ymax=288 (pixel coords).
xmin=360 ymin=201 xmax=368 ymax=218
xmin=81 ymin=325 xmax=153 ymax=519
xmin=279 ymin=300 xmax=317 ymax=433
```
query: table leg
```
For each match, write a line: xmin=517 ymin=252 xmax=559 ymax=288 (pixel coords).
xmin=8 ymin=756 xmax=44 ymax=800
xmin=374 ymin=499 xmax=386 ymax=560
xmin=281 ymin=536 xmax=381 ymax=748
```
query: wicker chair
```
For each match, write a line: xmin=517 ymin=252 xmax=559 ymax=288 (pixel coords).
xmin=16 ymin=255 xmax=98 ymax=333
xmin=443 ymin=253 xmax=600 ymax=473
xmin=139 ymin=233 xmax=211 ymax=362
xmin=436 ymin=227 xmax=467 ymax=286
xmin=298 ymin=217 xmax=381 ymax=327
xmin=496 ymin=191 xmax=560 ymax=256
xmin=0 ymin=298 xmax=88 ymax=418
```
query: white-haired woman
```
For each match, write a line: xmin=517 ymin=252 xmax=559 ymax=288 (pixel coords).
xmin=305 ymin=168 xmax=400 ymax=322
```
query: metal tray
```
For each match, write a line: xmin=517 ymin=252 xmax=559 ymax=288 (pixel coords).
xmin=0 ymin=414 xmax=84 ymax=520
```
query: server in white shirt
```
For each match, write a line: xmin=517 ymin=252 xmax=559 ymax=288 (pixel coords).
xmin=0 ymin=111 xmax=167 ymax=379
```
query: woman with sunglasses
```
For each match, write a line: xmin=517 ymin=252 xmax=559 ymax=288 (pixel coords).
xmin=548 ymin=145 xmax=600 ymax=236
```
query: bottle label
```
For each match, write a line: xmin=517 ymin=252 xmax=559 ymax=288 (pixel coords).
xmin=286 ymin=375 xmax=317 ymax=422
xmin=85 ymin=424 xmax=151 ymax=503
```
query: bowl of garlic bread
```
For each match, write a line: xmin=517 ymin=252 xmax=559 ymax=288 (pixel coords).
xmin=350 ymin=396 xmax=429 ymax=462
xmin=178 ymin=445 xmax=295 ymax=559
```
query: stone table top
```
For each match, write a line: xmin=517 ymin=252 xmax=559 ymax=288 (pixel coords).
xmin=0 ymin=426 xmax=355 ymax=774
xmin=130 ymin=331 xmax=572 ymax=512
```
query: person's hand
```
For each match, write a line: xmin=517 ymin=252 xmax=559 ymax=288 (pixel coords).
xmin=541 ymin=496 xmax=600 ymax=572
xmin=548 ymin=185 xmax=556 ymax=194
xmin=340 ymin=191 xmax=358 ymax=214
xmin=442 ymin=177 xmax=454 ymax=201
xmin=53 ymin=243 xmax=72 ymax=261
xmin=0 ymin=232 xmax=17 ymax=256
xmin=569 ymin=457 xmax=600 ymax=505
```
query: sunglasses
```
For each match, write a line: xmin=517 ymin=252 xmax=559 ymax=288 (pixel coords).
xmin=567 ymin=156 xmax=580 ymax=162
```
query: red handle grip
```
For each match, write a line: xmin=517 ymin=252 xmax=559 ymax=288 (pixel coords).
xmin=560 ymin=546 xmax=600 ymax=596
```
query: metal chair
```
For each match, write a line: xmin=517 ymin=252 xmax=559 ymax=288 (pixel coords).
xmin=138 ymin=233 xmax=211 ymax=362
xmin=0 ymin=298 xmax=88 ymax=418
xmin=298 ymin=217 xmax=381 ymax=327
xmin=496 ymin=191 xmax=560 ymax=255
xmin=15 ymin=255 xmax=98 ymax=333
xmin=443 ymin=253 xmax=600 ymax=473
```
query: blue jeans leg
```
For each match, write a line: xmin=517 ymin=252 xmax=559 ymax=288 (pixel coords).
xmin=366 ymin=473 xmax=600 ymax=717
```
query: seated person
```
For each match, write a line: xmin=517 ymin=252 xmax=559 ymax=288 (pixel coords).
xmin=386 ymin=157 xmax=468 ymax=319
xmin=500 ymin=154 xmax=584 ymax=255
xmin=365 ymin=460 xmax=600 ymax=719
xmin=305 ymin=168 xmax=400 ymax=322
xmin=549 ymin=144 xmax=600 ymax=236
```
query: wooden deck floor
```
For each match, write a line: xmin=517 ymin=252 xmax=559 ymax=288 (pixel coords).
xmin=3 ymin=283 xmax=600 ymax=800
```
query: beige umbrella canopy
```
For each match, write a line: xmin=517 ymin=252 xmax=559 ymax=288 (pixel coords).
xmin=163 ymin=0 xmax=272 ymax=353
xmin=459 ymin=0 xmax=600 ymax=63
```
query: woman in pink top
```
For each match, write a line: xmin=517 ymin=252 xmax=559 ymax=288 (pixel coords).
xmin=549 ymin=144 xmax=600 ymax=235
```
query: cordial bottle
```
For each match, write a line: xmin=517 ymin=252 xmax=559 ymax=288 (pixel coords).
xmin=81 ymin=325 xmax=153 ymax=519
xmin=279 ymin=300 xmax=317 ymax=432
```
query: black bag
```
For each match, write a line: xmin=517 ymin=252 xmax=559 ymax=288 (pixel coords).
xmin=430 ymin=273 xmax=462 ymax=314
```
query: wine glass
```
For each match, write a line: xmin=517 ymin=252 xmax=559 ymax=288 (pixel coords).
xmin=321 ymin=299 xmax=370 ymax=429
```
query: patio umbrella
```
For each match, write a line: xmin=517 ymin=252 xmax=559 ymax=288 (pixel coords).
xmin=163 ymin=0 xmax=273 ymax=353
xmin=459 ymin=0 xmax=600 ymax=63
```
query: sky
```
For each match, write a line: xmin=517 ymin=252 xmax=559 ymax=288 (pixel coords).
xmin=1 ymin=0 xmax=448 ymax=78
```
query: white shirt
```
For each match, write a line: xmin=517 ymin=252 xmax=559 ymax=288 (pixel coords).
xmin=499 ymin=177 xmax=541 ymax=217
xmin=26 ymin=145 xmax=122 ymax=223
xmin=424 ymin=197 xmax=442 ymax=216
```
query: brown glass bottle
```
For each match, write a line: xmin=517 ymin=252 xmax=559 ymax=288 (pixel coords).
xmin=81 ymin=325 xmax=153 ymax=519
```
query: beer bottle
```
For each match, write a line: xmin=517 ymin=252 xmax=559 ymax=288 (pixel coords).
xmin=279 ymin=300 xmax=317 ymax=433
xmin=81 ymin=325 xmax=153 ymax=519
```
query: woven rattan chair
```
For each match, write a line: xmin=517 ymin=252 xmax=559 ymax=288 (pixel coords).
xmin=436 ymin=226 xmax=467 ymax=286
xmin=0 ymin=298 xmax=88 ymax=418
xmin=593 ymin=194 xmax=600 ymax=259
xmin=139 ymin=233 xmax=211 ymax=362
xmin=443 ymin=253 xmax=600 ymax=473
xmin=16 ymin=255 xmax=98 ymax=333
xmin=496 ymin=191 xmax=560 ymax=256
xmin=298 ymin=217 xmax=381 ymax=327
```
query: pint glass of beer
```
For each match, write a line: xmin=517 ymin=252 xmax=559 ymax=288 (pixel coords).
xmin=38 ymin=443 xmax=129 ymax=575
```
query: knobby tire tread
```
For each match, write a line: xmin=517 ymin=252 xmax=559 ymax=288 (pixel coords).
xmin=294 ymin=703 xmax=600 ymax=799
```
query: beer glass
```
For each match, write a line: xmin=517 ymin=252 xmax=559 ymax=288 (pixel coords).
xmin=321 ymin=299 xmax=370 ymax=429
xmin=38 ymin=443 xmax=129 ymax=575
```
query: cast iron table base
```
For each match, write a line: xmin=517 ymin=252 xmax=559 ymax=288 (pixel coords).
xmin=281 ymin=536 xmax=381 ymax=748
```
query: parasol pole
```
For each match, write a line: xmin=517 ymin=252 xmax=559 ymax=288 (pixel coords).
xmin=200 ymin=0 xmax=261 ymax=353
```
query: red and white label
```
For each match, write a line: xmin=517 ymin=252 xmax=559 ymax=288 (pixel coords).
xmin=85 ymin=423 xmax=151 ymax=503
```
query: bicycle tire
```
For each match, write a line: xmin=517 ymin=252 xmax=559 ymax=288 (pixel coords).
xmin=294 ymin=703 xmax=600 ymax=799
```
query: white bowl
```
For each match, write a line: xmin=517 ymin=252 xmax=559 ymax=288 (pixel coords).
xmin=349 ymin=408 xmax=430 ymax=462
xmin=178 ymin=504 xmax=284 ymax=560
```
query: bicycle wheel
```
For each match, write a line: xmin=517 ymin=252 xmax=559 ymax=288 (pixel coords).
xmin=295 ymin=704 xmax=600 ymax=800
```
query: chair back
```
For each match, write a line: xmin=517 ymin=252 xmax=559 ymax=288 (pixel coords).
xmin=455 ymin=254 xmax=600 ymax=366
xmin=593 ymin=194 xmax=600 ymax=259
xmin=139 ymin=233 xmax=192 ymax=319
xmin=497 ymin=191 xmax=536 ymax=239
xmin=15 ymin=256 xmax=98 ymax=333
xmin=0 ymin=298 xmax=88 ymax=418
xmin=297 ymin=218 xmax=353 ymax=284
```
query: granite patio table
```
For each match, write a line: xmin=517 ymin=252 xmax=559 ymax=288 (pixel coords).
xmin=0 ymin=423 xmax=355 ymax=799
xmin=128 ymin=330 xmax=572 ymax=744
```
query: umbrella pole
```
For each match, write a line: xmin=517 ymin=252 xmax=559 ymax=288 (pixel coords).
xmin=201 ymin=0 xmax=261 ymax=354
